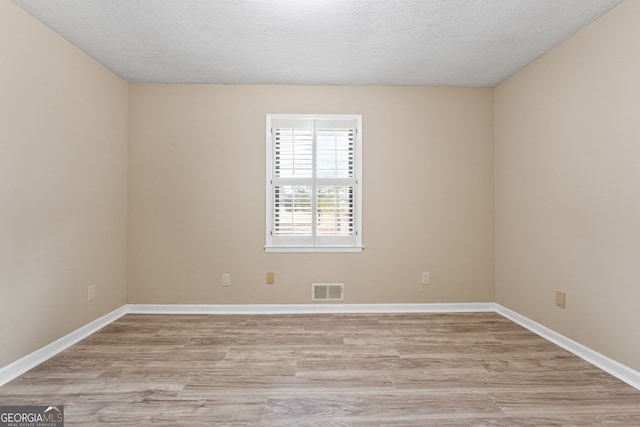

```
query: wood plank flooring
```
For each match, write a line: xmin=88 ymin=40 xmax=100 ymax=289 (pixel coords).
xmin=1 ymin=312 xmax=639 ymax=426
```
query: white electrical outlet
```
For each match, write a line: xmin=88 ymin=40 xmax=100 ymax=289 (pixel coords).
xmin=87 ymin=285 xmax=96 ymax=301
xmin=421 ymin=272 xmax=431 ymax=285
xmin=222 ymin=273 xmax=231 ymax=287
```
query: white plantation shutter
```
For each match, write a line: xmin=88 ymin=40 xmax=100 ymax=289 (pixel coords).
xmin=316 ymin=186 xmax=354 ymax=236
xmin=274 ymin=185 xmax=312 ymax=237
xmin=266 ymin=115 xmax=362 ymax=252
xmin=316 ymin=128 xmax=354 ymax=178
xmin=274 ymin=128 xmax=313 ymax=178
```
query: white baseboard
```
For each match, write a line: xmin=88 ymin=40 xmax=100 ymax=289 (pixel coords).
xmin=496 ymin=304 xmax=640 ymax=391
xmin=0 ymin=306 xmax=127 ymax=387
xmin=126 ymin=302 xmax=496 ymax=315
xmin=2 ymin=302 xmax=638 ymax=393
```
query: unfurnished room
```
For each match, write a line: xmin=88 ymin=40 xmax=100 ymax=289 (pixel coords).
xmin=1 ymin=0 xmax=639 ymax=425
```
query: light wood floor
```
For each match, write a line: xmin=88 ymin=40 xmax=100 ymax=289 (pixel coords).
xmin=1 ymin=313 xmax=639 ymax=426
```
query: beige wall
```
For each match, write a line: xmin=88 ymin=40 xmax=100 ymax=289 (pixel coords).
xmin=128 ymin=85 xmax=495 ymax=304
xmin=0 ymin=1 xmax=128 ymax=367
xmin=495 ymin=0 xmax=640 ymax=370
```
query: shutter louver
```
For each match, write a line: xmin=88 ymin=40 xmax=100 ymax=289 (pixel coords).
xmin=274 ymin=128 xmax=313 ymax=178
xmin=316 ymin=129 xmax=354 ymax=178
xmin=274 ymin=185 xmax=312 ymax=236
xmin=317 ymin=186 xmax=354 ymax=237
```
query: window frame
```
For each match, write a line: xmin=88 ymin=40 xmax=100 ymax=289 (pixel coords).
xmin=265 ymin=114 xmax=363 ymax=253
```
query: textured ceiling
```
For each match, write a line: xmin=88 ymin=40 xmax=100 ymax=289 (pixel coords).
xmin=12 ymin=0 xmax=623 ymax=86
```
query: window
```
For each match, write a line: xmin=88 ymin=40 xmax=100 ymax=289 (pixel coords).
xmin=266 ymin=114 xmax=362 ymax=252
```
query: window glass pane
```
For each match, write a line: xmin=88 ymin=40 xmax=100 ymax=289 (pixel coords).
xmin=274 ymin=185 xmax=313 ymax=236
xmin=274 ymin=128 xmax=313 ymax=178
xmin=317 ymin=186 xmax=354 ymax=236
xmin=316 ymin=129 xmax=354 ymax=178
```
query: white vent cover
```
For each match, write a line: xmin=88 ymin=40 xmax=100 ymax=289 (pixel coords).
xmin=312 ymin=283 xmax=344 ymax=301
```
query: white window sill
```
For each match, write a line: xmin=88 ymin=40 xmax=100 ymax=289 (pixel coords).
xmin=265 ymin=246 xmax=364 ymax=253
